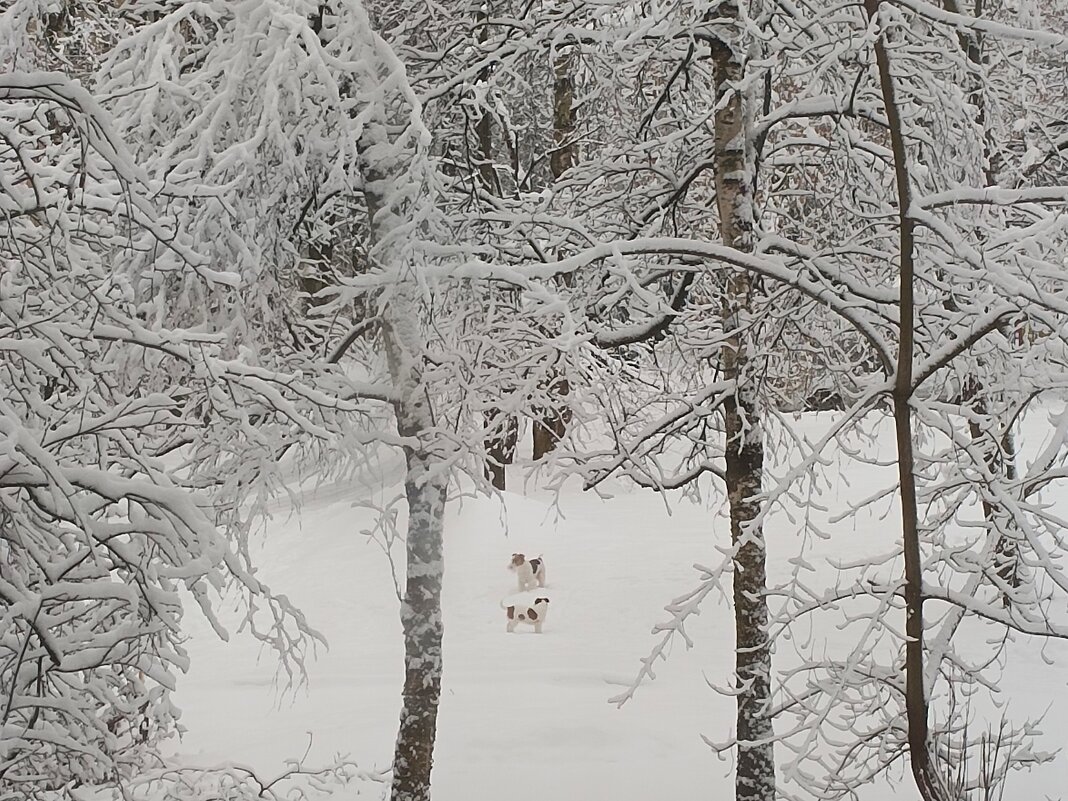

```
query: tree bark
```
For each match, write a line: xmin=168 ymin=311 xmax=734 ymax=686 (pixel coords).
xmin=484 ymin=409 xmax=518 ymax=490
xmin=549 ymin=49 xmax=577 ymax=179
xmin=380 ymin=288 xmax=447 ymax=801
xmin=866 ymin=3 xmax=947 ymax=798
xmin=531 ymin=45 xmax=578 ymax=460
xmin=531 ymin=374 xmax=571 ymax=461
xmin=389 ymin=435 xmax=446 ymax=801
xmin=356 ymin=131 xmax=447 ymax=801
xmin=710 ymin=8 xmax=776 ymax=800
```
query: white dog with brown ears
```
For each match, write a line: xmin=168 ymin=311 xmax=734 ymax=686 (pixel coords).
xmin=508 ymin=553 xmax=546 ymax=592
xmin=505 ymin=597 xmax=550 ymax=634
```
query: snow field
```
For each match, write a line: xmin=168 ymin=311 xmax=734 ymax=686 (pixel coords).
xmin=167 ymin=414 xmax=1068 ymax=800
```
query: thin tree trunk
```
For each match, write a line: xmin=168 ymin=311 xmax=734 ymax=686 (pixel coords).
xmin=994 ymin=430 xmax=1020 ymax=595
xmin=943 ymin=0 xmax=1020 ymax=605
xmin=532 ymin=46 xmax=577 ymax=460
xmin=866 ymin=4 xmax=947 ymax=798
xmin=711 ymin=9 xmax=775 ymax=800
xmin=967 ymin=402 xmax=1021 ymax=606
xmin=473 ymin=3 xmax=520 ymax=489
xmin=473 ymin=5 xmax=498 ymax=195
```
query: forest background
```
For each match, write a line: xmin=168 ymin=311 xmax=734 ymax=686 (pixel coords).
xmin=2 ymin=1 xmax=1068 ymax=800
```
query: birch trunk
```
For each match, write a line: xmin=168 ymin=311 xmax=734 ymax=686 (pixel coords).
xmin=710 ymin=8 xmax=775 ymax=800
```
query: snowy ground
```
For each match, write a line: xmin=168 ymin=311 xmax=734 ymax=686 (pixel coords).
xmin=164 ymin=413 xmax=1068 ymax=800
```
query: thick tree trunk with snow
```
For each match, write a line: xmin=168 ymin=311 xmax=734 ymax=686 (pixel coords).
xmin=390 ymin=435 xmax=447 ymax=801
xmin=531 ymin=375 xmax=572 ymax=461
xmin=711 ymin=9 xmax=776 ymax=801
xmin=357 ymin=135 xmax=447 ymax=801
xmin=382 ymin=301 xmax=448 ymax=801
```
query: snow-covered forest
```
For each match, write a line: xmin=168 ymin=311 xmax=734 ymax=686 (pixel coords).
xmin=2 ymin=0 xmax=1068 ymax=799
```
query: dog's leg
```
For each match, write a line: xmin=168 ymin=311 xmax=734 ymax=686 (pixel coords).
xmin=534 ymin=620 xmax=543 ymax=634
xmin=507 ymin=620 xmax=517 ymax=632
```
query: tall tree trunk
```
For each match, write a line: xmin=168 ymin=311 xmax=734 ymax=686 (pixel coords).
xmin=389 ymin=428 xmax=447 ymax=801
xmin=380 ymin=286 xmax=447 ymax=801
xmin=711 ymin=8 xmax=775 ymax=801
xmin=356 ymin=135 xmax=447 ymax=801
xmin=866 ymin=3 xmax=948 ymax=798
xmin=967 ymin=401 xmax=1021 ymax=607
xmin=472 ymin=3 xmax=498 ymax=195
xmin=532 ymin=46 xmax=578 ymax=461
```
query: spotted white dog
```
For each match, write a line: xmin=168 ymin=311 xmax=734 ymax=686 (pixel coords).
xmin=509 ymin=553 xmax=546 ymax=592
xmin=505 ymin=597 xmax=550 ymax=634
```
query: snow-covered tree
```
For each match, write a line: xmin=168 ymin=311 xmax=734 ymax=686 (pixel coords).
xmin=92 ymin=2 xmax=594 ymax=797
xmin=0 ymin=71 xmax=358 ymax=797
xmin=502 ymin=2 xmax=1068 ymax=800
xmin=6 ymin=1 xmax=1068 ymax=800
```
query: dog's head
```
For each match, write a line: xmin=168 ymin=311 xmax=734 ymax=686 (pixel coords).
xmin=534 ymin=597 xmax=550 ymax=607
xmin=508 ymin=553 xmax=526 ymax=571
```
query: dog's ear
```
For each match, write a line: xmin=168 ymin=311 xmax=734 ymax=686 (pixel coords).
xmin=535 ymin=597 xmax=550 ymax=605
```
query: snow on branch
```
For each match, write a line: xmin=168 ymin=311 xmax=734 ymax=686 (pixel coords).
xmin=0 ymin=64 xmax=361 ymax=796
